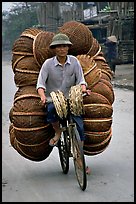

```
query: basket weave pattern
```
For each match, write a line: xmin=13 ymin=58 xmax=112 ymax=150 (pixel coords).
xmin=9 ymin=22 xmax=115 ymax=159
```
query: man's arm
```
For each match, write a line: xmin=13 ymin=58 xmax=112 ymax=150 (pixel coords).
xmin=37 ymin=88 xmax=46 ymax=105
xmin=81 ymin=84 xmax=91 ymax=95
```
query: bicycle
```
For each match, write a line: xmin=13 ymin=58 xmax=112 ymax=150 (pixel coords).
xmin=50 ymin=86 xmax=87 ymax=191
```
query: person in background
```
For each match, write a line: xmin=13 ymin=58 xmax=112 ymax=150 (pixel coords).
xmin=36 ymin=33 xmax=91 ymax=174
xmin=104 ymin=35 xmax=118 ymax=78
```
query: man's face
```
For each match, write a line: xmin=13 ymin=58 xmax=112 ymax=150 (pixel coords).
xmin=55 ymin=44 xmax=69 ymax=57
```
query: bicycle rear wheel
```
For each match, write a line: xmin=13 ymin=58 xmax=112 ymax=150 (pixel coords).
xmin=58 ymin=129 xmax=70 ymax=174
xmin=70 ymin=125 xmax=87 ymax=191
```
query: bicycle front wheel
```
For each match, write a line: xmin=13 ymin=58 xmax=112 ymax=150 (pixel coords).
xmin=70 ymin=126 xmax=87 ymax=191
xmin=58 ymin=130 xmax=70 ymax=174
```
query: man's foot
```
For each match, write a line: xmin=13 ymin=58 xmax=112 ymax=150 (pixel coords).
xmin=49 ymin=137 xmax=59 ymax=147
xmin=49 ymin=131 xmax=62 ymax=147
xmin=111 ymin=71 xmax=115 ymax=78
xmin=86 ymin=166 xmax=91 ymax=175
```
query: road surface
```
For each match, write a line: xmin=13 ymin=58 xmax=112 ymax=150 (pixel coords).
xmin=2 ymin=52 xmax=134 ymax=202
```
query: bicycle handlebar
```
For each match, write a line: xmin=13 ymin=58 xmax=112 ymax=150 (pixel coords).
xmin=46 ymin=92 xmax=88 ymax=104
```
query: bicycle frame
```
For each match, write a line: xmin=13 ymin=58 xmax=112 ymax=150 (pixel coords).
xmin=47 ymin=92 xmax=87 ymax=190
xmin=58 ymin=100 xmax=87 ymax=191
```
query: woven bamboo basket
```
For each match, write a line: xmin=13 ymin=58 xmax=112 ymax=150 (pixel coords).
xmin=91 ymin=81 xmax=115 ymax=105
xmin=12 ymin=55 xmax=25 ymax=73
xmin=87 ymin=37 xmax=101 ymax=58
xmin=9 ymin=121 xmax=54 ymax=162
xmin=13 ymin=124 xmax=54 ymax=146
xmin=84 ymin=131 xmax=112 ymax=156
xmin=9 ymin=123 xmax=15 ymax=147
xmin=20 ymin=27 xmax=42 ymax=39
xmin=76 ymin=54 xmax=101 ymax=89
xmin=84 ymin=128 xmax=112 ymax=144
xmin=13 ymin=55 xmax=40 ymax=87
xmin=83 ymin=103 xmax=113 ymax=118
xmin=9 ymin=122 xmax=53 ymax=161
xmin=13 ymin=86 xmax=45 ymax=115
xmin=58 ymin=21 xmax=93 ymax=55
xmin=13 ymin=136 xmax=53 ymax=162
xmin=13 ymin=55 xmax=41 ymax=72
xmin=83 ymin=92 xmax=111 ymax=105
xmin=9 ymin=22 xmax=115 ymax=159
xmin=12 ymin=36 xmax=34 ymax=56
xmin=33 ymin=31 xmax=55 ymax=67
xmin=13 ymin=87 xmax=48 ymax=128
xmin=95 ymin=60 xmax=113 ymax=81
xmin=85 ymin=68 xmax=101 ymax=89
xmin=93 ymin=54 xmax=107 ymax=62
xmin=10 ymin=86 xmax=55 ymax=161
xmin=76 ymin=54 xmax=95 ymax=75
xmin=101 ymin=69 xmax=113 ymax=81
xmin=14 ymin=70 xmax=39 ymax=87
xmin=9 ymin=107 xmax=13 ymax=123
xmin=83 ymin=118 xmax=112 ymax=132
xmin=100 ymin=78 xmax=114 ymax=90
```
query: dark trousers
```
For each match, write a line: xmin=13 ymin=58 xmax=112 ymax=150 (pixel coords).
xmin=108 ymin=59 xmax=116 ymax=73
xmin=46 ymin=102 xmax=86 ymax=141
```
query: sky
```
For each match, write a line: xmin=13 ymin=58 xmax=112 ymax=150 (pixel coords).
xmin=2 ymin=2 xmax=20 ymax=11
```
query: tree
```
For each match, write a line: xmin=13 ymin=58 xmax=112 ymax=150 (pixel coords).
xmin=2 ymin=3 xmax=38 ymax=50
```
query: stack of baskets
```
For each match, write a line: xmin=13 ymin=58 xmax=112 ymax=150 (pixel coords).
xmin=9 ymin=28 xmax=56 ymax=161
xmin=9 ymin=21 xmax=115 ymax=161
xmin=76 ymin=54 xmax=114 ymax=155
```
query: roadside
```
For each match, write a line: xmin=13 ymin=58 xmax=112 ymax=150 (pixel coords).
xmin=2 ymin=50 xmax=134 ymax=91
xmin=2 ymin=50 xmax=134 ymax=202
xmin=112 ymin=63 xmax=134 ymax=91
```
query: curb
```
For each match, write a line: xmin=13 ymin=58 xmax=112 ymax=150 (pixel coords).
xmin=113 ymin=83 xmax=134 ymax=91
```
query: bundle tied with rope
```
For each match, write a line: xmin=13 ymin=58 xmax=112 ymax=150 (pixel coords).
xmin=69 ymin=85 xmax=84 ymax=116
xmin=50 ymin=90 xmax=68 ymax=119
xmin=9 ymin=21 xmax=115 ymax=160
xmin=50 ymin=85 xmax=84 ymax=119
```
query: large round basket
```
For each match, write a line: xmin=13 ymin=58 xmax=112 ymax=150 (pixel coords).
xmin=84 ymin=130 xmax=112 ymax=156
xmin=10 ymin=86 xmax=55 ymax=161
xmin=33 ymin=31 xmax=55 ymax=67
xmin=58 ymin=21 xmax=93 ymax=55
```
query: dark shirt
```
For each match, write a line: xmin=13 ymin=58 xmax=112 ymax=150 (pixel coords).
xmin=104 ymin=41 xmax=117 ymax=60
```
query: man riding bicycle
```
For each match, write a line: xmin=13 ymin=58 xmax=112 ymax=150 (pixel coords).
xmin=36 ymin=33 xmax=91 ymax=174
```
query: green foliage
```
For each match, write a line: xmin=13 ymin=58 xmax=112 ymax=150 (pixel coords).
xmin=100 ymin=6 xmax=111 ymax=12
xmin=2 ymin=4 xmax=38 ymax=50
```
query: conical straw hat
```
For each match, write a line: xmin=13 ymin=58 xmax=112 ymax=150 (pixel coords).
xmin=107 ymin=35 xmax=117 ymax=43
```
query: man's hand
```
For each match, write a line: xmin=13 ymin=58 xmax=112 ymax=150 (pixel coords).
xmin=37 ymin=88 xmax=46 ymax=105
xmin=40 ymin=95 xmax=46 ymax=105
xmin=82 ymin=89 xmax=91 ymax=96
xmin=86 ymin=89 xmax=91 ymax=95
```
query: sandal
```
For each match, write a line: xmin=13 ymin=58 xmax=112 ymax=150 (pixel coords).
xmin=86 ymin=166 xmax=91 ymax=175
xmin=49 ymin=137 xmax=59 ymax=147
xmin=49 ymin=128 xmax=63 ymax=147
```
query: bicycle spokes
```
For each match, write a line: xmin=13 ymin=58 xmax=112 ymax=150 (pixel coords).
xmin=71 ymin=127 xmax=87 ymax=191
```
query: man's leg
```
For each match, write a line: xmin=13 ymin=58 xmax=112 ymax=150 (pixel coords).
xmin=49 ymin=121 xmax=62 ymax=146
xmin=46 ymin=102 xmax=61 ymax=146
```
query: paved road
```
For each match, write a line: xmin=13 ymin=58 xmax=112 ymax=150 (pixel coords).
xmin=2 ymin=53 xmax=134 ymax=202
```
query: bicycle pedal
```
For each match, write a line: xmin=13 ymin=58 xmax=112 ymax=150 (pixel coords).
xmin=61 ymin=127 xmax=67 ymax=131
xmin=69 ymin=152 xmax=73 ymax=157
xmin=69 ymin=123 xmax=75 ymax=127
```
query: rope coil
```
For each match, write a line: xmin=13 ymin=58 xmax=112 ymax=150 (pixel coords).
xmin=69 ymin=85 xmax=84 ymax=116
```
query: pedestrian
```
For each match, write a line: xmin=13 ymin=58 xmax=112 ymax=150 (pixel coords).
xmin=36 ymin=33 xmax=91 ymax=174
xmin=104 ymin=35 xmax=118 ymax=77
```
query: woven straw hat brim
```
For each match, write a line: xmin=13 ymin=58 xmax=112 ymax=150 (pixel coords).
xmin=107 ymin=35 xmax=117 ymax=43
xmin=50 ymin=40 xmax=73 ymax=48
